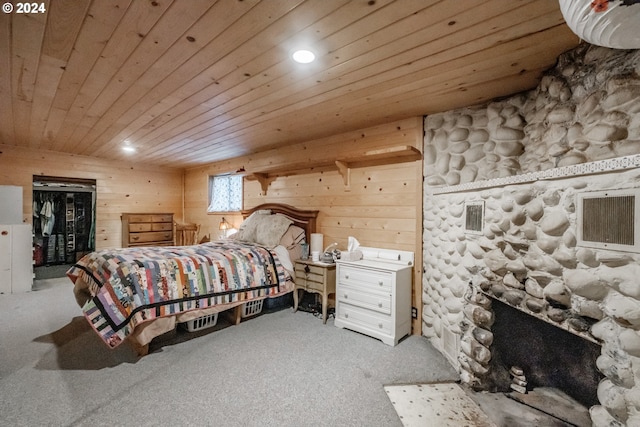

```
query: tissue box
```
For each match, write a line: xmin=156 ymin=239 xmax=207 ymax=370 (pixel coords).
xmin=340 ymin=250 xmax=363 ymax=261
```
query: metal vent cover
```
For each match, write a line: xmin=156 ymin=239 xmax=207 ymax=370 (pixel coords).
xmin=441 ymin=327 xmax=460 ymax=369
xmin=577 ymin=189 xmax=639 ymax=252
xmin=464 ymin=201 xmax=484 ymax=234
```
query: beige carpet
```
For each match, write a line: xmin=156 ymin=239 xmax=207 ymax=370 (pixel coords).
xmin=385 ymin=382 xmax=497 ymax=427
xmin=2 ymin=278 xmax=461 ymax=426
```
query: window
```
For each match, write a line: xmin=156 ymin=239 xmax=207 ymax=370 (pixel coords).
xmin=207 ymin=174 xmax=243 ymax=212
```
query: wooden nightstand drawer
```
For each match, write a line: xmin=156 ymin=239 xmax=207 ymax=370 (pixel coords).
xmin=295 ymin=263 xmax=326 ymax=277
xmin=295 ymin=263 xmax=331 ymax=292
xmin=299 ymin=277 xmax=324 ymax=292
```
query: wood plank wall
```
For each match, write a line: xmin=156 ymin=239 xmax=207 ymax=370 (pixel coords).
xmin=184 ymin=117 xmax=424 ymax=334
xmin=0 ymin=144 xmax=183 ymax=249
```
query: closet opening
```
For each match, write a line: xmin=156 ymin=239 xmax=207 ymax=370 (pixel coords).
xmin=33 ymin=176 xmax=96 ymax=279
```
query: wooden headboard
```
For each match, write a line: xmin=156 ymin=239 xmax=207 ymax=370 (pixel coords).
xmin=241 ymin=203 xmax=319 ymax=238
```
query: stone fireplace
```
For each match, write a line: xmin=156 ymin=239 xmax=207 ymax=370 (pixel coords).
xmin=422 ymin=44 xmax=640 ymax=426
xmin=465 ymin=281 xmax=603 ymax=424
xmin=488 ymin=297 xmax=602 ymax=407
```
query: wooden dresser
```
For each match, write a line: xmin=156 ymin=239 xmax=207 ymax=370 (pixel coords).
xmin=121 ymin=213 xmax=174 ymax=248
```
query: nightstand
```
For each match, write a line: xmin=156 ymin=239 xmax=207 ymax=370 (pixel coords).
xmin=293 ymin=259 xmax=336 ymax=324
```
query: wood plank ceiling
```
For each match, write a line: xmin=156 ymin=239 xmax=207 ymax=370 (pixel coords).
xmin=0 ymin=0 xmax=580 ymax=169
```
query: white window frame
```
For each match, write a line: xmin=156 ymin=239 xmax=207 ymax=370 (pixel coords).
xmin=207 ymin=174 xmax=243 ymax=213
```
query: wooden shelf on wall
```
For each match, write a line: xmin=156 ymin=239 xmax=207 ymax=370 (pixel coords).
xmin=339 ymin=145 xmax=422 ymax=168
xmin=245 ymin=145 xmax=422 ymax=194
xmin=335 ymin=145 xmax=422 ymax=190
xmin=244 ymin=172 xmax=273 ymax=194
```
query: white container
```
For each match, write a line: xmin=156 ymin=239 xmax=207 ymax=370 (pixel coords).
xmin=310 ymin=233 xmax=323 ymax=254
xmin=241 ymin=299 xmax=264 ymax=318
xmin=181 ymin=313 xmax=218 ymax=332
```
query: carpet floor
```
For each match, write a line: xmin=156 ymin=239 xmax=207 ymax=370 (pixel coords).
xmin=33 ymin=264 xmax=73 ymax=280
xmin=0 ymin=278 xmax=460 ymax=427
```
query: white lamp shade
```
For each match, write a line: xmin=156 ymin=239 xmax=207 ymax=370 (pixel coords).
xmin=559 ymin=0 xmax=640 ymax=49
xmin=310 ymin=233 xmax=323 ymax=254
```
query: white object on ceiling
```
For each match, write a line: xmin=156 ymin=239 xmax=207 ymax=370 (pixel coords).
xmin=559 ymin=0 xmax=640 ymax=49
xmin=291 ymin=49 xmax=315 ymax=64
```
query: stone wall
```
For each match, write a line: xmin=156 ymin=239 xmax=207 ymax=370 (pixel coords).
xmin=422 ymin=44 xmax=640 ymax=426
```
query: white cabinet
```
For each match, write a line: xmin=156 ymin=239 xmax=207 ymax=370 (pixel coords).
xmin=335 ymin=256 xmax=413 ymax=346
xmin=0 ymin=185 xmax=23 ymax=224
xmin=0 ymin=224 xmax=33 ymax=294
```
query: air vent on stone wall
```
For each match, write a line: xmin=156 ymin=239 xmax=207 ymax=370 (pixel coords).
xmin=577 ymin=189 xmax=639 ymax=252
xmin=464 ymin=201 xmax=484 ymax=235
xmin=442 ymin=327 xmax=460 ymax=369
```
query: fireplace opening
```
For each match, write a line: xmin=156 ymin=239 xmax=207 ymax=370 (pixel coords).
xmin=488 ymin=298 xmax=603 ymax=410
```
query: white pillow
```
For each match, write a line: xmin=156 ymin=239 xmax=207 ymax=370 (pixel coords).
xmin=234 ymin=210 xmax=271 ymax=242
xmin=279 ymin=225 xmax=306 ymax=260
xmin=254 ymin=214 xmax=293 ymax=248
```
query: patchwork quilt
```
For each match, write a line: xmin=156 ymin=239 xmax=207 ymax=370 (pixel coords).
xmin=67 ymin=241 xmax=286 ymax=348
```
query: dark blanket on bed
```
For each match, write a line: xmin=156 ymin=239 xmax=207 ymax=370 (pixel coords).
xmin=67 ymin=241 xmax=286 ymax=348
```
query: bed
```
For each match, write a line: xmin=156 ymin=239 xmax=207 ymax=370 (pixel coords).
xmin=67 ymin=203 xmax=318 ymax=355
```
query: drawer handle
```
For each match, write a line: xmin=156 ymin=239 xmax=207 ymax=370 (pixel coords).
xmin=379 ymin=323 xmax=383 ymax=329
xmin=345 ymin=313 xmax=349 ymax=319
xmin=378 ymin=302 xmax=382 ymax=308
xmin=304 ymin=265 xmax=310 ymax=274
xmin=132 ymin=236 xmax=139 ymax=241
xmin=344 ymin=294 xmax=348 ymax=299
xmin=345 ymin=274 xmax=349 ymax=279
xmin=378 ymin=280 xmax=383 ymax=286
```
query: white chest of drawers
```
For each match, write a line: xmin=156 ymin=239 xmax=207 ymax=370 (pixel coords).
xmin=334 ymin=248 xmax=413 ymax=346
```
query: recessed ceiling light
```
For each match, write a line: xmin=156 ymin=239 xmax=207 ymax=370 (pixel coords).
xmin=292 ymin=49 xmax=315 ymax=64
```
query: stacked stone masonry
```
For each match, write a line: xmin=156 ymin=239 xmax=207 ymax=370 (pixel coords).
xmin=422 ymin=44 xmax=640 ymax=426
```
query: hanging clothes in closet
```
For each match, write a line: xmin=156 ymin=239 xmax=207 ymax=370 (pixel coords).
xmin=40 ymin=196 xmax=56 ymax=236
